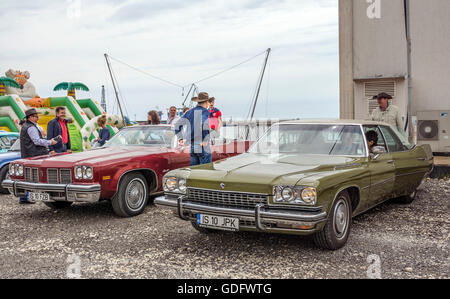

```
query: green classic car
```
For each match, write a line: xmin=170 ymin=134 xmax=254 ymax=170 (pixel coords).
xmin=155 ymin=120 xmax=434 ymax=250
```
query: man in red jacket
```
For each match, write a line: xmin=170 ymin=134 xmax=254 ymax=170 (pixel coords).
xmin=47 ymin=107 xmax=71 ymax=154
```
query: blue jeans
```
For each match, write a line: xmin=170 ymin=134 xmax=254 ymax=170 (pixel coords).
xmin=190 ymin=144 xmax=212 ymax=166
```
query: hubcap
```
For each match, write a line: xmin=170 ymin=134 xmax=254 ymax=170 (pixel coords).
xmin=125 ymin=179 xmax=146 ymax=211
xmin=333 ymin=198 xmax=349 ymax=239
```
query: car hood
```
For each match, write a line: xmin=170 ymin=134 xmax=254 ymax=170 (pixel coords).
xmin=0 ymin=151 xmax=21 ymax=162
xmin=20 ymin=146 xmax=168 ymax=168
xmin=185 ymin=153 xmax=361 ymax=192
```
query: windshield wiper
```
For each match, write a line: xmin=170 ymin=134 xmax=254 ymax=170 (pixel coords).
xmin=328 ymin=127 xmax=345 ymax=155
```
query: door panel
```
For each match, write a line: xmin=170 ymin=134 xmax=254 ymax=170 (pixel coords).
xmin=379 ymin=126 xmax=429 ymax=197
xmin=368 ymin=153 xmax=396 ymax=206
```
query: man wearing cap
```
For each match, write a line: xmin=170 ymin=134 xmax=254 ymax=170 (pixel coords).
xmin=19 ymin=109 xmax=57 ymax=204
xmin=174 ymin=92 xmax=211 ymax=166
xmin=371 ymin=92 xmax=404 ymax=132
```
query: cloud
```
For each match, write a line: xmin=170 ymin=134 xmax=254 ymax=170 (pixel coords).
xmin=2 ymin=0 xmax=339 ymax=121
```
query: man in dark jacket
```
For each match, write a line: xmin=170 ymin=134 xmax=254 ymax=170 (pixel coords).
xmin=19 ymin=108 xmax=57 ymax=204
xmin=47 ymin=107 xmax=71 ymax=154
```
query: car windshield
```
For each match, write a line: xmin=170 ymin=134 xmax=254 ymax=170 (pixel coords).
xmin=248 ymin=124 xmax=367 ymax=156
xmin=105 ymin=126 xmax=175 ymax=147
xmin=9 ymin=139 xmax=20 ymax=152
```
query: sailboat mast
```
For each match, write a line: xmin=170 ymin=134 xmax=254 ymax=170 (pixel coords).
xmin=249 ymin=48 xmax=271 ymax=121
xmin=104 ymin=53 xmax=126 ymax=127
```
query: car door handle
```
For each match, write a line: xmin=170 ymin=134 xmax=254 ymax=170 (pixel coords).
xmin=387 ymin=160 xmax=395 ymax=164
xmin=417 ymin=158 xmax=426 ymax=161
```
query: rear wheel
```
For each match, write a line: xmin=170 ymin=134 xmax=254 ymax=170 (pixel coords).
xmin=314 ymin=190 xmax=352 ymax=250
xmin=44 ymin=202 xmax=73 ymax=209
xmin=395 ymin=189 xmax=417 ymax=204
xmin=0 ymin=166 xmax=10 ymax=194
xmin=191 ymin=221 xmax=219 ymax=234
xmin=112 ymin=173 xmax=148 ymax=217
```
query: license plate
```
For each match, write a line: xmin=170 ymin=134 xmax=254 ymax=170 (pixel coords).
xmin=197 ymin=214 xmax=239 ymax=232
xmin=27 ymin=192 xmax=50 ymax=202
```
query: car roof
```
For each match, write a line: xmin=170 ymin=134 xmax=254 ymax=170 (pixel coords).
xmin=278 ymin=119 xmax=392 ymax=126
xmin=0 ymin=131 xmax=19 ymax=136
xmin=123 ymin=125 xmax=172 ymax=129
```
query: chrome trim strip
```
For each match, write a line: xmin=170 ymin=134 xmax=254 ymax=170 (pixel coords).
xmin=370 ymin=177 xmax=395 ymax=187
xmin=395 ymin=170 xmax=428 ymax=178
xmin=255 ymin=204 xmax=266 ymax=231
xmin=1 ymin=179 xmax=101 ymax=193
xmin=177 ymin=195 xmax=189 ymax=220
xmin=155 ymin=196 xmax=327 ymax=223
xmin=187 ymin=187 xmax=268 ymax=196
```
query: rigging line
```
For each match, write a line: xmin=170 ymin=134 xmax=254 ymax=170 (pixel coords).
xmin=112 ymin=66 xmax=130 ymax=118
xmin=246 ymin=53 xmax=267 ymax=120
xmin=109 ymin=61 xmax=130 ymax=118
xmin=107 ymin=55 xmax=185 ymax=89
xmin=193 ymin=50 xmax=268 ymax=85
xmin=265 ymin=55 xmax=271 ymax=118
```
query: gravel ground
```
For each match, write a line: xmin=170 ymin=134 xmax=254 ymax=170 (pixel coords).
xmin=0 ymin=178 xmax=449 ymax=279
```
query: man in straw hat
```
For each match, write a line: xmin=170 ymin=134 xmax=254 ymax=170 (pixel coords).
xmin=371 ymin=92 xmax=404 ymax=132
xmin=18 ymin=108 xmax=57 ymax=204
xmin=174 ymin=92 xmax=212 ymax=166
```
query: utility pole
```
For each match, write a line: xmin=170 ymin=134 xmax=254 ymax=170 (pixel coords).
xmin=104 ymin=53 xmax=126 ymax=127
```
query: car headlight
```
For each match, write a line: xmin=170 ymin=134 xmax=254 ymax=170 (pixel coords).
xmin=83 ymin=166 xmax=93 ymax=180
xmin=17 ymin=164 xmax=23 ymax=176
xmin=301 ymin=187 xmax=317 ymax=204
xmin=281 ymin=187 xmax=295 ymax=202
xmin=163 ymin=176 xmax=187 ymax=194
xmin=273 ymin=185 xmax=317 ymax=205
xmin=178 ymin=179 xmax=187 ymax=192
xmin=74 ymin=166 xmax=93 ymax=180
xmin=9 ymin=163 xmax=15 ymax=176
xmin=75 ymin=166 xmax=83 ymax=179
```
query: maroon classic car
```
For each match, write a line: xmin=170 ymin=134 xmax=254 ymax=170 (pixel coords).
xmin=3 ymin=125 xmax=252 ymax=217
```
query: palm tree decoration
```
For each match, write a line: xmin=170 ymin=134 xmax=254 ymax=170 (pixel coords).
xmin=0 ymin=77 xmax=20 ymax=96
xmin=53 ymin=82 xmax=89 ymax=99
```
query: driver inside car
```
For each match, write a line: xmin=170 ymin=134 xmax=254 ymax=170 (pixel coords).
xmin=365 ymin=130 xmax=387 ymax=155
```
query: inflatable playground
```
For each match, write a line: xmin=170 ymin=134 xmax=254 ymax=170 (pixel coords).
xmin=0 ymin=69 xmax=125 ymax=151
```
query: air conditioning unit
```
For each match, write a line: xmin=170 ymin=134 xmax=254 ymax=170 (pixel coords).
xmin=416 ymin=111 xmax=450 ymax=153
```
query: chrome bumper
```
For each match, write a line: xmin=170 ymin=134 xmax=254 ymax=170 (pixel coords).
xmin=154 ymin=195 xmax=327 ymax=233
xmin=2 ymin=179 xmax=101 ymax=203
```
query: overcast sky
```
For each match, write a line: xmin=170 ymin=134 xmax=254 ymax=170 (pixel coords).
xmin=1 ymin=0 xmax=339 ymax=121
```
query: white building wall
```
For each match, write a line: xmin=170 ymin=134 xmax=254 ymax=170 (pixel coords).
xmin=409 ymin=0 xmax=450 ymax=114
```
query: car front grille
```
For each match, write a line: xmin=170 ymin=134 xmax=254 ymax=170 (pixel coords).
xmin=25 ymin=167 xmax=39 ymax=183
xmin=187 ymin=188 xmax=268 ymax=209
xmin=60 ymin=169 xmax=72 ymax=184
xmin=47 ymin=169 xmax=59 ymax=184
xmin=47 ymin=168 xmax=72 ymax=184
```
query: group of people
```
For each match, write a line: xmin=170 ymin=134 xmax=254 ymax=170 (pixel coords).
xmin=146 ymin=92 xmax=223 ymax=167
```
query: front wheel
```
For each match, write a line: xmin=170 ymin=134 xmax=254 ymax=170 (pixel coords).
xmin=0 ymin=166 xmax=10 ymax=194
xmin=314 ymin=190 xmax=352 ymax=250
xmin=112 ymin=173 xmax=148 ymax=217
xmin=44 ymin=202 xmax=73 ymax=209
